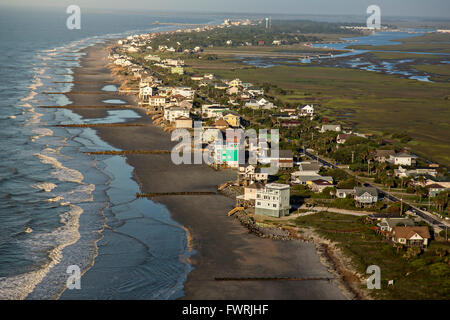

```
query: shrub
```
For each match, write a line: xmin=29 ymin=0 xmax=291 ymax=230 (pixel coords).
xmin=427 ymin=263 xmax=450 ymax=277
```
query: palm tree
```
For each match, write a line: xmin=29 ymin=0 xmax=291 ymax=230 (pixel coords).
xmin=417 ymin=175 xmax=426 ymax=186
xmin=416 ymin=186 xmax=428 ymax=203
xmin=433 ymin=191 xmax=449 ymax=213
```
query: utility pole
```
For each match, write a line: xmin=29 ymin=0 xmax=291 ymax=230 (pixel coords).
xmin=351 ymin=151 xmax=355 ymax=164
xmin=400 ymin=197 xmax=403 ymax=215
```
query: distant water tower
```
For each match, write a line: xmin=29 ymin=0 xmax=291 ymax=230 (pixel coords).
xmin=265 ymin=17 xmax=272 ymax=29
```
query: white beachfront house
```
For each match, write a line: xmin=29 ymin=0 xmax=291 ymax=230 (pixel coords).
xmin=164 ymin=106 xmax=190 ymax=122
xmin=255 ymin=183 xmax=291 ymax=218
xmin=139 ymin=85 xmax=157 ymax=101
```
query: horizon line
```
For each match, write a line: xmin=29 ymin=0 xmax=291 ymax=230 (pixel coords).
xmin=1 ymin=4 xmax=450 ymax=21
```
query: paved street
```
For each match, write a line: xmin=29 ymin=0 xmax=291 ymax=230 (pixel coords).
xmin=302 ymin=150 xmax=449 ymax=231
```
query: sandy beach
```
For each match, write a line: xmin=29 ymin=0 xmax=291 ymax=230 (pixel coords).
xmin=60 ymin=42 xmax=350 ymax=300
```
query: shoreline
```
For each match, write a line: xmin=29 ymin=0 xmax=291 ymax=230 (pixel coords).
xmin=59 ymin=39 xmax=356 ymax=300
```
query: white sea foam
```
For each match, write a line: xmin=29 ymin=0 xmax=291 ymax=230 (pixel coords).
xmin=0 ymin=204 xmax=83 ymax=300
xmin=32 ymin=128 xmax=53 ymax=137
xmin=63 ymin=184 xmax=95 ymax=203
xmin=34 ymin=153 xmax=84 ymax=184
xmin=0 ymin=28 xmax=159 ymax=300
xmin=32 ymin=182 xmax=57 ymax=192
xmin=46 ymin=196 xmax=64 ymax=202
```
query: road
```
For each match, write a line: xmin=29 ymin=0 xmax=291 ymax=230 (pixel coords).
xmin=302 ymin=149 xmax=449 ymax=231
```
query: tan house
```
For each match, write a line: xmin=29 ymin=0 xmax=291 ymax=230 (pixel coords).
xmin=310 ymin=179 xmax=333 ymax=193
xmin=213 ymin=118 xmax=230 ymax=130
xmin=392 ymin=226 xmax=430 ymax=247
xmin=175 ymin=117 xmax=193 ymax=129
xmin=226 ymin=86 xmax=240 ymax=95
xmin=243 ymin=182 xmax=265 ymax=201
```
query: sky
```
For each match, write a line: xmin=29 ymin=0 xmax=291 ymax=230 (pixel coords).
xmin=1 ymin=0 xmax=450 ymax=18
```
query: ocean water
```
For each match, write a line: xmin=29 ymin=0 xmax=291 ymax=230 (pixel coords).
xmin=0 ymin=6 xmax=217 ymax=300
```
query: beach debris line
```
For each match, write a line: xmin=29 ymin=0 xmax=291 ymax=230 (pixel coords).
xmin=136 ymin=191 xmax=217 ymax=198
xmin=85 ymin=150 xmax=170 ymax=155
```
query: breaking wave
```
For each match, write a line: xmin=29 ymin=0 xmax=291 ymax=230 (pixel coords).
xmin=0 ymin=204 xmax=83 ymax=300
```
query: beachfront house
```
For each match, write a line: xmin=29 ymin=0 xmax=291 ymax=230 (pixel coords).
xmin=175 ymin=116 xmax=193 ymax=129
xmin=255 ymin=183 xmax=291 ymax=218
xmin=392 ymin=226 xmax=430 ymax=247
xmin=139 ymin=85 xmax=157 ymax=101
xmin=148 ymin=96 xmax=168 ymax=110
xmin=213 ymin=133 xmax=241 ymax=168
xmin=164 ymin=107 xmax=190 ymax=123
xmin=236 ymin=182 xmax=265 ymax=206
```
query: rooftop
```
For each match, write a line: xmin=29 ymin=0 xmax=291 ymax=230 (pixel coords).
xmin=265 ymin=183 xmax=290 ymax=190
xmin=393 ymin=226 xmax=430 ymax=239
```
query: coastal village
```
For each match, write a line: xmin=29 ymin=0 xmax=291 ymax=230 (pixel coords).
xmin=106 ymin=19 xmax=449 ymax=298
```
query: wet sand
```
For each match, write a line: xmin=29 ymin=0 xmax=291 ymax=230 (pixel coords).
xmin=61 ymin=43 xmax=349 ymax=300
